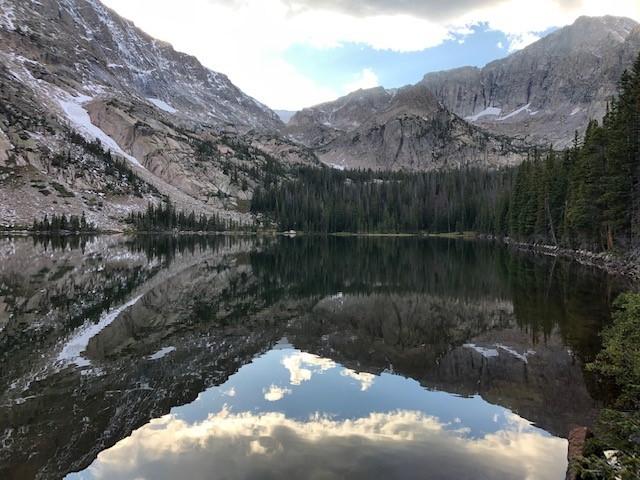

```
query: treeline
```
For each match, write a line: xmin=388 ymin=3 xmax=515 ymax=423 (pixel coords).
xmin=61 ymin=132 xmax=156 ymax=196
xmin=509 ymin=53 xmax=640 ymax=250
xmin=251 ymin=52 xmax=640 ymax=251
xmin=31 ymin=213 xmax=96 ymax=233
xmin=127 ymin=202 xmax=248 ymax=232
xmin=252 ymin=167 xmax=513 ymax=234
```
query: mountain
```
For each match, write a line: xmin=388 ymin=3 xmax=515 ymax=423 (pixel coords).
xmin=288 ymin=84 xmax=529 ymax=170
xmin=1 ymin=0 xmax=283 ymax=131
xmin=287 ymin=87 xmax=395 ymax=147
xmin=422 ymin=15 xmax=640 ymax=148
xmin=275 ymin=110 xmax=297 ymax=124
xmin=288 ymin=15 xmax=640 ymax=169
xmin=0 ymin=0 xmax=316 ymax=229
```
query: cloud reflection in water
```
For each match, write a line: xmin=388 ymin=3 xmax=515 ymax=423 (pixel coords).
xmin=68 ymin=348 xmax=567 ymax=480
xmin=70 ymin=407 xmax=565 ymax=480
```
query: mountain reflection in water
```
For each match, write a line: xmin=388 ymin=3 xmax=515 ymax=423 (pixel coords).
xmin=0 ymin=235 xmax=624 ymax=480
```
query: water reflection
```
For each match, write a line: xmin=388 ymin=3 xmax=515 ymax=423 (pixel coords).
xmin=0 ymin=235 xmax=625 ymax=479
xmin=68 ymin=348 xmax=567 ymax=480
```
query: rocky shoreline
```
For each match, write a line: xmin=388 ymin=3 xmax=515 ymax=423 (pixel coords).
xmin=478 ymin=235 xmax=640 ymax=281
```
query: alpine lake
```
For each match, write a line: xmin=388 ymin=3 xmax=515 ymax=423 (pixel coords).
xmin=0 ymin=235 xmax=627 ymax=480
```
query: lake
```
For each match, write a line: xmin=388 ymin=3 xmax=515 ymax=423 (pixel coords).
xmin=0 ymin=235 xmax=624 ymax=479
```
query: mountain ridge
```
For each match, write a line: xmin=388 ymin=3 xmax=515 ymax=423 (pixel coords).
xmin=421 ymin=14 xmax=640 ymax=147
xmin=288 ymin=14 xmax=640 ymax=170
xmin=0 ymin=0 xmax=315 ymax=229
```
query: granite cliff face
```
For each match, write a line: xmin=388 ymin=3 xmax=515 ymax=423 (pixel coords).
xmin=0 ymin=0 xmax=316 ymax=229
xmin=287 ymin=87 xmax=396 ymax=147
xmin=287 ymin=15 xmax=640 ymax=169
xmin=421 ymin=15 xmax=640 ymax=148
xmin=288 ymin=84 xmax=529 ymax=170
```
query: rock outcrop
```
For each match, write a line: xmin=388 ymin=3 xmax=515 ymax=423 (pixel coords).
xmin=288 ymin=84 xmax=529 ymax=170
xmin=422 ymin=15 xmax=640 ymax=148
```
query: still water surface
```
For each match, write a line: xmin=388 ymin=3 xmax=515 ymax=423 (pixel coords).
xmin=0 ymin=235 xmax=624 ymax=479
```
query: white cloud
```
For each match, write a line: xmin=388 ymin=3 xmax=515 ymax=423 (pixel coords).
xmin=281 ymin=352 xmax=336 ymax=385
xmin=343 ymin=68 xmax=380 ymax=93
xmin=101 ymin=0 xmax=640 ymax=109
xmin=75 ymin=409 xmax=568 ymax=479
xmin=263 ymin=385 xmax=292 ymax=401
xmin=506 ymin=33 xmax=543 ymax=52
xmin=340 ymin=369 xmax=376 ymax=391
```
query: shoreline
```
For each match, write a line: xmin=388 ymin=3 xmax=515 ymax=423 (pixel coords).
xmin=2 ymin=229 xmax=638 ymax=280
xmin=487 ymin=236 xmax=640 ymax=281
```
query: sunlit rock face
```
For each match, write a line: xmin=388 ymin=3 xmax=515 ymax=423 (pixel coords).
xmin=0 ymin=236 xmax=623 ymax=479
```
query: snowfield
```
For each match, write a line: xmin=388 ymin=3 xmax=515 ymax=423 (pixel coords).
xmin=146 ymin=97 xmax=178 ymax=113
xmin=465 ymin=107 xmax=502 ymax=122
xmin=57 ymin=94 xmax=145 ymax=168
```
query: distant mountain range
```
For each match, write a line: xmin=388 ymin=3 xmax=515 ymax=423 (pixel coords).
xmin=275 ymin=110 xmax=297 ymax=124
xmin=287 ymin=84 xmax=528 ymax=170
xmin=0 ymin=0 xmax=638 ymax=227
xmin=288 ymin=15 xmax=640 ymax=168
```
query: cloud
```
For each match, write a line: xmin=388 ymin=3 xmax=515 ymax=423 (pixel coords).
xmin=506 ymin=32 xmax=543 ymax=52
xmin=72 ymin=409 xmax=567 ymax=480
xmin=281 ymin=0 xmax=638 ymax=26
xmin=281 ymin=0 xmax=511 ymax=21
xmin=340 ymin=368 xmax=376 ymax=391
xmin=343 ymin=68 xmax=380 ymax=93
xmin=281 ymin=352 xmax=336 ymax=385
xmin=102 ymin=0 xmax=640 ymax=110
xmin=263 ymin=385 xmax=292 ymax=401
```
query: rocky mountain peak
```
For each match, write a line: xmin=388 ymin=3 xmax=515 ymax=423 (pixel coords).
xmin=512 ymin=15 xmax=638 ymax=59
xmin=290 ymin=86 xmax=394 ymax=130
xmin=0 ymin=0 xmax=321 ymax=230
xmin=421 ymin=14 xmax=640 ymax=148
xmin=286 ymin=78 xmax=528 ymax=171
xmin=0 ymin=0 xmax=283 ymax=132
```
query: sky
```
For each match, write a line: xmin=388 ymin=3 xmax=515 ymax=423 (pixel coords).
xmin=101 ymin=0 xmax=640 ymax=111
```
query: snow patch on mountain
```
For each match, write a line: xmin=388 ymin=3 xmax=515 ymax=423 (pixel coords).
xmin=57 ymin=93 xmax=144 ymax=168
xmin=148 ymin=346 xmax=176 ymax=360
xmin=463 ymin=343 xmax=499 ymax=358
xmin=464 ymin=343 xmax=536 ymax=363
xmin=498 ymin=103 xmax=538 ymax=121
xmin=465 ymin=107 xmax=502 ymax=122
xmin=146 ymin=97 xmax=177 ymax=114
